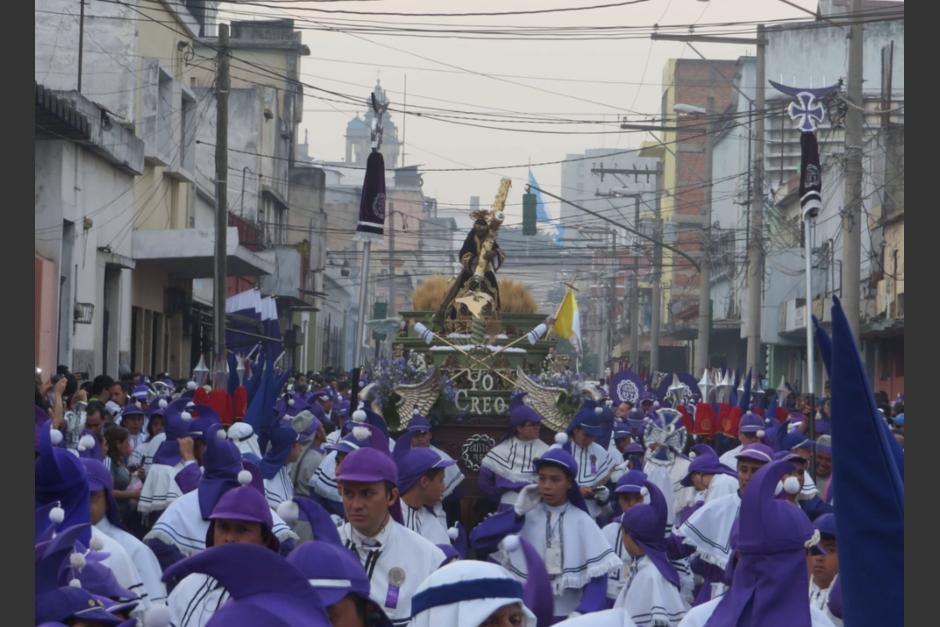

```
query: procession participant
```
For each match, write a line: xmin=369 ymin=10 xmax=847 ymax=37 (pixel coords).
xmin=130 ymin=398 xmax=168 ymax=471
xmin=668 ymin=443 xmax=774 ymax=605
xmin=626 ymin=409 xmax=649 ymax=441
xmin=564 ymin=400 xmax=616 ymax=520
xmin=470 ymin=436 xmax=622 ymax=621
xmin=613 ymin=480 xmax=689 ymax=626
xmin=227 ymin=420 xmax=263 ymax=460
xmin=676 ymin=460 xmax=835 ymax=627
xmin=779 ymin=432 xmax=820 ymax=502
xmin=395 ymin=447 xmax=455 ymax=545
xmin=610 ymin=424 xmax=638 ymax=482
xmin=335 ymin=447 xmax=446 ymax=627
xmin=287 ymin=410 xmax=327 ymax=497
xmin=478 ymin=393 xmax=550 ymax=511
xmin=310 ymin=424 xmax=376 ymax=518
xmin=287 ymin=541 xmax=394 ymax=627
xmin=119 ymin=402 xmax=148 ymax=458
xmin=409 ymin=559 xmax=538 ymax=627
xmin=137 ymin=401 xmax=198 ymax=520
xmin=274 ymin=495 xmax=343 ymax=546
xmin=260 ymin=426 xmax=305 ymax=508
xmin=808 ymin=513 xmax=842 ymax=627
xmin=601 ymin=470 xmax=648 ymax=606
xmin=643 ymin=409 xmax=694 ymax=530
xmin=677 ymin=444 xmax=738 ymax=522
xmin=35 ymin=423 xmax=147 ymax=610
xmin=145 ymin=425 xmax=296 ymax=569
xmin=774 ymin=450 xmax=811 ymax=505
xmin=717 ymin=412 xmax=766 ymax=471
xmin=82 ymin=458 xmax=167 ymax=606
xmin=396 ymin=411 xmax=465 ymax=505
xmin=164 ymin=532 xmax=331 ymax=627
xmin=814 ymin=435 xmax=834 ymax=497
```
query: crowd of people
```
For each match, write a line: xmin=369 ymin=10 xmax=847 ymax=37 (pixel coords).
xmin=34 ymin=336 xmax=904 ymax=626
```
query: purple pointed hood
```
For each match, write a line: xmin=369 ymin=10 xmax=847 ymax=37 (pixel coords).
xmin=620 ymin=480 xmax=679 ymax=588
xmin=290 ymin=497 xmax=342 ymax=546
xmin=396 ymin=448 xmax=455 ymax=495
xmin=509 ymin=393 xmax=544 ymax=428
xmin=152 ymin=399 xmax=195 ymax=466
xmin=705 ymin=459 xmax=817 ymax=627
xmin=36 ymin=420 xmax=91 ymax=546
xmin=197 ymin=424 xmax=245 ymax=519
xmin=163 ymin=543 xmax=330 ymax=626
xmin=205 ymin=484 xmax=279 ymax=552
xmin=80 ymin=458 xmax=123 ymax=529
xmin=259 ymin=426 xmax=299 ymax=480
xmin=502 ymin=535 xmax=553 ymax=627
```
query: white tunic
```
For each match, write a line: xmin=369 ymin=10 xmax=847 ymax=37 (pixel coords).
xmin=718 ymin=445 xmax=742 ymax=472
xmin=309 ymin=450 xmax=343 ymax=508
xmin=674 ymin=492 xmax=741 ymax=571
xmin=144 ymin=490 xmax=297 ymax=557
xmin=167 ymin=573 xmax=228 ymax=627
xmin=262 ymin=465 xmax=294 ymax=508
xmin=339 ymin=519 xmax=445 ymax=627
xmin=91 ymin=527 xmax=149 ymax=615
xmin=810 ymin=575 xmax=843 ymax=627
xmin=401 ymin=501 xmax=451 ymax=545
xmin=677 ymin=595 xmax=837 ymax=627
xmin=480 ymin=436 xmax=550 ymax=506
xmin=96 ymin=517 xmax=167 ymax=604
xmin=505 ymin=502 xmax=622 ymax=617
xmin=134 ymin=432 xmax=166 ymax=472
xmin=570 ymin=441 xmax=615 ymax=519
xmin=614 ymin=555 xmax=688 ymax=627
xmin=138 ymin=459 xmax=188 ymax=514
xmin=601 ymin=520 xmax=634 ymax=601
xmin=554 ymin=608 xmax=639 ymax=627
xmin=429 ymin=444 xmax=465 ymax=499
xmin=644 ymin=455 xmax=695 ymax=530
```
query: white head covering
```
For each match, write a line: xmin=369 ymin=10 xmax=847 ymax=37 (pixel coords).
xmin=409 ymin=560 xmax=537 ymax=627
xmin=227 ymin=422 xmax=262 ymax=458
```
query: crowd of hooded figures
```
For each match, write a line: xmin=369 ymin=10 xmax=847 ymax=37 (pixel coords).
xmin=33 ymin=302 xmax=904 ymax=627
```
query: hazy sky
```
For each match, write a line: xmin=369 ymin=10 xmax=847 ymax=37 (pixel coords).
xmin=226 ymin=0 xmax=822 ymax=225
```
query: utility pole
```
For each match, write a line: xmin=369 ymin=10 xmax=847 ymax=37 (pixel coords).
xmin=745 ymin=25 xmax=767 ymax=380
xmin=213 ymin=23 xmax=230 ymax=382
xmin=630 ymin=195 xmax=641 ymax=370
xmin=694 ymin=95 xmax=715 ymax=375
xmin=841 ymin=0 xmax=864 ymax=340
xmin=388 ymin=209 xmax=396 ymax=317
xmin=609 ymin=230 xmax=617 ymax=370
xmin=77 ymin=0 xmax=85 ymax=92
xmin=650 ymin=174 xmax=663 ymax=375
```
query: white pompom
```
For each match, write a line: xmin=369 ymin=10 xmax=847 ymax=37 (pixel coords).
xmin=287 ymin=385 xmax=294 ymax=393
xmin=352 ymin=409 xmax=367 ymax=423
xmin=774 ymin=480 xmax=784 ymax=496
xmin=447 ymin=526 xmax=459 ymax=541
xmin=50 ymin=429 xmax=63 ymax=446
xmin=595 ymin=407 xmax=603 ymax=415
xmin=69 ymin=578 xmax=82 ymax=588
xmin=187 ymin=381 xmax=197 ymax=391
xmin=756 ymin=430 xmax=766 ymax=439
xmin=783 ymin=476 xmax=801 ymax=495
xmin=689 ymin=451 xmax=697 ymax=459
xmin=216 ymin=429 xmax=228 ymax=440
xmin=69 ymin=552 xmax=86 ymax=570
xmin=158 ymin=399 xmax=168 ymax=409
xmin=502 ymin=534 xmax=521 ymax=553
xmin=640 ymin=486 xmax=649 ymax=497
xmin=237 ymin=470 xmax=253 ymax=486
xmin=413 ymin=408 xmax=421 ymax=416
xmin=186 ymin=402 xmax=195 ymax=409
xmin=89 ymin=536 xmax=104 ymax=552
xmin=352 ymin=426 xmax=371 ymax=442
xmin=288 ymin=399 xmax=295 ymax=407
xmin=180 ymin=411 xmax=192 ymax=422
xmin=49 ymin=505 xmax=65 ymax=524
xmin=78 ymin=434 xmax=96 ymax=452
xmin=554 ymin=432 xmax=568 ymax=445
xmin=143 ymin=604 xmax=172 ymax=627
xmin=277 ymin=500 xmax=299 ymax=526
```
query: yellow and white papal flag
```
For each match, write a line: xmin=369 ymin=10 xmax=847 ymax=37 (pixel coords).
xmin=551 ymin=288 xmax=582 ymax=353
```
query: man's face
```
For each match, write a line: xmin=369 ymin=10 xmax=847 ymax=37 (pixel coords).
xmin=618 ymin=492 xmax=644 ymax=512
xmin=295 ymin=375 xmax=307 ymax=389
xmin=411 ymin=430 xmax=432 ymax=448
xmin=480 ymin=603 xmax=525 ymax=627
xmin=691 ymin=472 xmax=713 ymax=492
xmin=148 ymin=416 xmax=166 ymax=435
xmin=739 ymin=431 xmax=760 ymax=445
xmin=736 ymin=459 xmax=766 ymax=492
xmin=89 ymin=490 xmax=107 ymax=525
xmin=810 ymin=537 xmax=839 ymax=589
xmin=123 ymin=414 xmax=143 ymax=435
xmin=616 ymin=403 xmax=631 ymax=418
xmin=321 ymin=398 xmax=333 ymax=412
xmin=474 ymin=222 xmax=488 ymax=236
xmin=516 ymin=421 xmax=541 ymax=442
xmin=328 ymin=595 xmax=367 ymax=627
xmin=622 ymin=532 xmax=646 ymax=558
xmin=109 ymin=384 xmax=127 ymax=406
xmin=815 ymin=452 xmax=833 ymax=478
xmin=85 ymin=411 xmax=103 ymax=435
xmin=341 ymin=480 xmax=396 ymax=537
xmin=616 ymin=437 xmax=633 ymax=453
xmin=537 ymin=465 xmax=572 ymax=507
xmin=572 ymin=426 xmax=595 ymax=448
xmin=419 ymin=469 xmax=446 ymax=506
xmin=212 ymin=519 xmax=265 ymax=546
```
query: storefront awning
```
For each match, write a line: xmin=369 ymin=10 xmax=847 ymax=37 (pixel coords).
xmin=131 ymin=227 xmax=275 ymax=278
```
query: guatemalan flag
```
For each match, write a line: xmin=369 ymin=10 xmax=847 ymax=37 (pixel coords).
xmin=527 ymin=168 xmax=563 ymax=244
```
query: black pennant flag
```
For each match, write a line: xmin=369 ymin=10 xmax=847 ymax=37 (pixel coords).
xmin=799 ymin=131 xmax=822 ymax=219
xmin=356 ymin=150 xmax=386 ymax=237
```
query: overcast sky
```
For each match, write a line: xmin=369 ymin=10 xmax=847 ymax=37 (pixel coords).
xmin=226 ymin=0 xmax=824 ymax=226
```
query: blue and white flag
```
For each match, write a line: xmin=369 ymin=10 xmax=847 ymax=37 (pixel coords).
xmin=527 ymin=168 xmax=563 ymax=244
